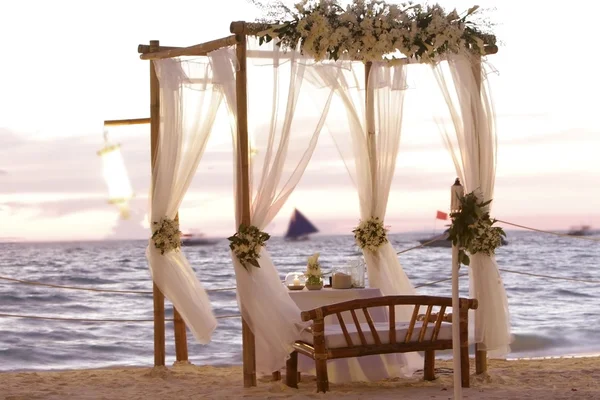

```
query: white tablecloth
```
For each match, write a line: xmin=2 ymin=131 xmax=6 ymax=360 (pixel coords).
xmin=288 ymin=287 xmax=420 ymax=383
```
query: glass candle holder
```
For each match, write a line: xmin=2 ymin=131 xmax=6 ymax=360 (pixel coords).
xmin=284 ymin=272 xmax=306 ymax=290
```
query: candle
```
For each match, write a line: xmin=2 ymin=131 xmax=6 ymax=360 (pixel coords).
xmin=293 ymin=276 xmax=300 ymax=286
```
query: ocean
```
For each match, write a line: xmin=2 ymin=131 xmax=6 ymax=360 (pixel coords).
xmin=0 ymin=231 xmax=599 ymax=372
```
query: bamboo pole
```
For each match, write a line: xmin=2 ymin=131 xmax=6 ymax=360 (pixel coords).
xmin=364 ymin=62 xmax=377 ymax=202
xmin=104 ymin=117 xmax=150 ymax=127
xmin=173 ymin=307 xmax=189 ymax=363
xmin=232 ymin=26 xmax=257 ymax=388
xmin=140 ymin=35 xmax=237 ymax=60
xmin=149 ymin=40 xmax=166 ymax=367
xmin=471 ymin=55 xmax=488 ymax=375
xmin=138 ymin=44 xmax=182 ymax=54
xmin=172 ymin=214 xmax=189 ymax=363
xmin=451 ymin=245 xmax=463 ymax=399
xmin=450 ymin=179 xmax=464 ymax=400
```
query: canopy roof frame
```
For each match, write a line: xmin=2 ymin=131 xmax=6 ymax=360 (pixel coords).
xmin=127 ymin=19 xmax=494 ymax=388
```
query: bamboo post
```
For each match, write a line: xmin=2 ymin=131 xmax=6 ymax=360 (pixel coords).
xmin=364 ymin=62 xmax=377 ymax=202
xmin=173 ymin=307 xmax=189 ymax=363
xmin=149 ymin=40 xmax=166 ymax=367
xmin=232 ymin=25 xmax=257 ymax=388
xmin=450 ymin=179 xmax=464 ymax=399
xmin=172 ymin=217 xmax=189 ymax=363
xmin=471 ymin=55 xmax=487 ymax=375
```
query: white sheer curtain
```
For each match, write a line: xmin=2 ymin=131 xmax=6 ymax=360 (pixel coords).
xmin=309 ymin=61 xmax=421 ymax=374
xmin=146 ymin=58 xmax=221 ymax=344
xmin=432 ymin=53 xmax=512 ymax=357
xmin=210 ymin=40 xmax=334 ymax=374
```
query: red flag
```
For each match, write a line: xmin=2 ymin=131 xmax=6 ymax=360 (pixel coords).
xmin=436 ymin=211 xmax=448 ymax=220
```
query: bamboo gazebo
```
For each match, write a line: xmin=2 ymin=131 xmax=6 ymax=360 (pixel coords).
xmin=105 ymin=3 xmax=511 ymax=395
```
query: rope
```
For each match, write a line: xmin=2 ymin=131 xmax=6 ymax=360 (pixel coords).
xmin=0 ymin=275 xmax=236 ymax=295
xmin=496 ymin=220 xmax=600 ymax=242
xmin=414 ymin=273 xmax=468 ymax=288
xmin=396 ymin=234 xmax=448 ymax=255
xmin=0 ymin=313 xmax=170 ymax=322
xmin=499 ymin=268 xmax=600 ymax=284
xmin=0 ymin=313 xmax=241 ymax=322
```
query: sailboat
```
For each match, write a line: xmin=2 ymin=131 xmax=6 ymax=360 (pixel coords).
xmin=181 ymin=231 xmax=220 ymax=246
xmin=284 ymin=209 xmax=319 ymax=241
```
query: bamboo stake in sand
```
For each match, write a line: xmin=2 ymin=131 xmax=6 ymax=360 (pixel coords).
xmin=232 ymin=25 xmax=257 ymax=388
xmin=149 ymin=40 xmax=166 ymax=367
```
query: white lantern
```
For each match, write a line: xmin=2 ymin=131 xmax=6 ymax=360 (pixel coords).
xmin=97 ymin=132 xmax=134 ymax=219
xmin=450 ymin=177 xmax=464 ymax=212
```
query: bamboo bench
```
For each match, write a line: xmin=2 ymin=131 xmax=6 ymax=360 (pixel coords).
xmin=285 ymin=295 xmax=478 ymax=393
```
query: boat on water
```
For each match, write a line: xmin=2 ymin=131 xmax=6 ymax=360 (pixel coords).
xmin=284 ymin=209 xmax=319 ymax=241
xmin=418 ymin=229 xmax=508 ymax=248
xmin=567 ymin=225 xmax=593 ymax=236
xmin=181 ymin=232 xmax=220 ymax=246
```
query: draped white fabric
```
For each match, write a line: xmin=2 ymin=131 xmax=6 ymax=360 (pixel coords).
xmin=309 ymin=62 xmax=421 ymax=374
xmin=146 ymin=58 xmax=220 ymax=344
xmin=432 ymin=54 xmax=512 ymax=357
xmin=210 ymin=40 xmax=334 ymax=374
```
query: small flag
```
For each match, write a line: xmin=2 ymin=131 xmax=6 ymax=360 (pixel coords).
xmin=436 ymin=211 xmax=448 ymax=220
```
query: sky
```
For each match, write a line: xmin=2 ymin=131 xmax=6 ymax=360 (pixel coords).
xmin=1 ymin=0 xmax=599 ymax=242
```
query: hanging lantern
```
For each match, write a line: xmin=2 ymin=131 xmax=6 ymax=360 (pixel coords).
xmin=97 ymin=131 xmax=134 ymax=219
xmin=450 ymin=177 xmax=464 ymax=212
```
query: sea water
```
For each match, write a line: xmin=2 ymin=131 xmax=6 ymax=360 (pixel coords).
xmin=0 ymin=231 xmax=599 ymax=371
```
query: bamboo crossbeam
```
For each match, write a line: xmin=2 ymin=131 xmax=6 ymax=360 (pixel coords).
xmin=139 ymin=35 xmax=237 ymax=60
xmin=104 ymin=118 xmax=150 ymax=127
xmin=138 ymin=44 xmax=182 ymax=54
xmin=230 ymin=20 xmax=498 ymax=57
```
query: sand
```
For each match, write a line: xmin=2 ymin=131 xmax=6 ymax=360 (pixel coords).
xmin=2 ymin=357 xmax=599 ymax=400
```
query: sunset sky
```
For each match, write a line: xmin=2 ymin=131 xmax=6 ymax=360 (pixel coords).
xmin=1 ymin=0 xmax=599 ymax=242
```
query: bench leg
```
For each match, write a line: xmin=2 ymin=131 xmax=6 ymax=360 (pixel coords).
xmin=315 ymin=357 xmax=329 ymax=393
xmin=285 ymin=351 xmax=298 ymax=388
xmin=424 ymin=350 xmax=435 ymax=381
xmin=272 ymin=371 xmax=281 ymax=381
xmin=460 ymin=343 xmax=470 ymax=388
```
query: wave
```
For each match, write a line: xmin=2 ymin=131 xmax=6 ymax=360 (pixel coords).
xmin=555 ymin=288 xmax=596 ymax=298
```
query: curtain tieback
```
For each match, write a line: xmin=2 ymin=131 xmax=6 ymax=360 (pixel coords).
xmin=353 ymin=217 xmax=389 ymax=252
xmin=448 ymin=191 xmax=506 ymax=266
xmin=228 ymin=224 xmax=270 ymax=271
xmin=151 ymin=217 xmax=182 ymax=255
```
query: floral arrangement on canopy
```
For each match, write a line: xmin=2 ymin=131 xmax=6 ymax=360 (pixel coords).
xmin=353 ymin=217 xmax=388 ymax=252
xmin=151 ymin=217 xmax=182 ymax=255
xmin=228 ymin=224 xmax=271 ymax=270
xmin=249 ymin=0 xmax=497 ymax=62
xmin=447 ymin=190 xmax=506 ymax=266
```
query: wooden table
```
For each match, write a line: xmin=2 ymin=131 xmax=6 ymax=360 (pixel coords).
xmin=288 ymin=287 xmax=421 ymax=383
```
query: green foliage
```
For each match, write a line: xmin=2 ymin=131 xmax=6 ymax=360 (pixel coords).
xmin=447 ymin=191 xmax=506 ymax=266
xmin=305 ymin=275 xmax=322 ymax=285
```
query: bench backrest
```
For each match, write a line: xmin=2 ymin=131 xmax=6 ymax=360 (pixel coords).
xmin=301 ymin=295 xmax=477 ymax=348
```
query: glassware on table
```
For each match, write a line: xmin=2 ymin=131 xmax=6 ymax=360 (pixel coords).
xmin=331 ymin=266 xmax=352 ymax=289
xmin=349 ymin=257 xmax=366 ymax=288
xmin=284 ymin=272 xmax=306 ymax=290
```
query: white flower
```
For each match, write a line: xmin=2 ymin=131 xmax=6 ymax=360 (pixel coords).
xmin=151 ymin=217 xmax=181 ymax=255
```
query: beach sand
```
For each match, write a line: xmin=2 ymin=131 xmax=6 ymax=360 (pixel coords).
xmin=2 ymin=357 xmax=599 ymax=399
